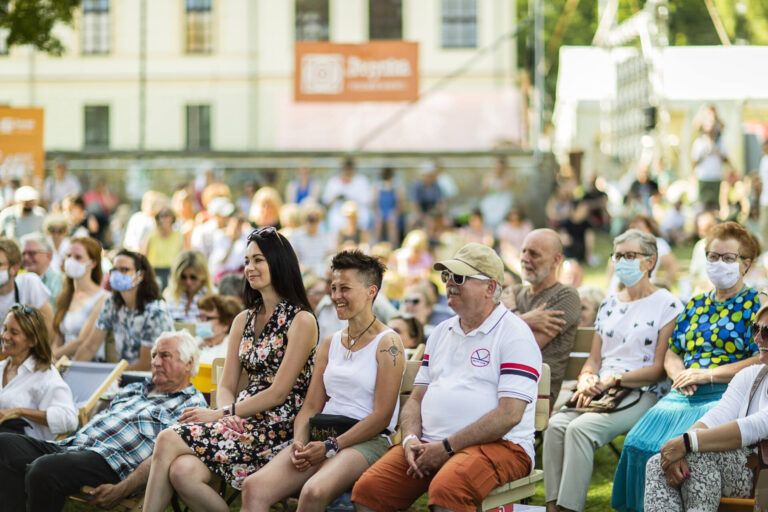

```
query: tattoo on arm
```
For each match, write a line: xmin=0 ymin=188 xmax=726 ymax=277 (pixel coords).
xmin=380 ymin=339 xmax=402 ymax=366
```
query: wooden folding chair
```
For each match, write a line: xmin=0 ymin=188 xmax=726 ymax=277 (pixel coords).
xmin=174 ymin=321 xmax=197 ymax=336
xmin=57 ymin=357 xmax=128 ymax=427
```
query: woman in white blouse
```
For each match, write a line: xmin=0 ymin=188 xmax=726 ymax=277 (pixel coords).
xmin=646 ymin=303 xmax=768 ymax=510
xmin=0 ymin=304 xmax=78 ymax=440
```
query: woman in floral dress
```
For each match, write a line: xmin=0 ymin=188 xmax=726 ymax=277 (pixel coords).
xmin=143 ymin=228 xmax=318 ymax=511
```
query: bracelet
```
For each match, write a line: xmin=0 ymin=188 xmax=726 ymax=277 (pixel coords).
xmin=683 ymin=432 xmax=691 ymax=453
xmin=442 ymin=438 xmax=455 ymax=456
xmin=709 ymin=369 xmax=714 ymax=384
xmin=231 ymin=401 xmax=236 ymax=417
xmin=327 ymin=436 xmax=339 ymax=452
xmin=402 ymin=434 xmax=419 ymax=448
xmin=689 ymin=431 xmax=700 ymax=453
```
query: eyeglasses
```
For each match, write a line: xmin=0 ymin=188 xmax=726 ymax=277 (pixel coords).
xmin=403 ymin=297 xmax=421 ymax=305
xmin=11 ymin=303 xmax=35 ymax=315
xmin=180 ymin=274 xmax=199 ymax=282
xmin=197 ymin=314 xmax=219 ymax=321
xmin=47 ymin=227 xmax=66 ymax=235
xmin=706 ymin=252 xmax=743 ymax=264
xmin=754 ymin=323 xmax=768 ymax=341
xmin=611 ymin=252 xmax=649 ymax=262
xmin=440 ymin=270 xmax=491 ymax=286
xmin=22 ymin=250 xmax=48 ymax=257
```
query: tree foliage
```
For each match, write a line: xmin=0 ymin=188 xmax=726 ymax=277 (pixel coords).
xmin=1 ymin=0 xmax=81 ymax=55
xmin=516 ymin=0 xmax=768 ymax=109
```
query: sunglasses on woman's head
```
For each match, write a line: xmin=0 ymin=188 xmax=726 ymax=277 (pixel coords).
xmin=11 ymin=303 xmax=34 ymax=315
xmin=248 ymin=226 xmax=284 ymax=246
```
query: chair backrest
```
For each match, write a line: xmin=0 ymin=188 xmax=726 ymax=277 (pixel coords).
xmin=409 ymin=343 xmax=426 ymax=361
xmin=564 ymin=327 xmax=596 ymax=381
xmin=174 ymin=321 xmax=197 ymax=336
xmin=58 ymin=358 xmax=128 ymax=426
xmin=210 ymin=357 xmax=226 ymax=408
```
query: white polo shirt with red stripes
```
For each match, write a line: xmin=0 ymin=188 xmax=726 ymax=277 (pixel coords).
xmin=414 ymin=302 xmax=541 ymax=465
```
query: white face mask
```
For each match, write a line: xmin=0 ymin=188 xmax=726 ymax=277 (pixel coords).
xmin=64 ymin=258 xmax=89 ymax=279
xmin=0 ymin=270 xmax=8 ymax=287
xmin=706 ymin=260 xmax=741 ymax=290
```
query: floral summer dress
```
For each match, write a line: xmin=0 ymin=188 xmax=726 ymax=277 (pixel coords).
xmin=174 ymin=300 xmax=315 ymax=489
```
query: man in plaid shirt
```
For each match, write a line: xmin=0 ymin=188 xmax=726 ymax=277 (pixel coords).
xmin=0 ymin=330 xmax=207 ymax=512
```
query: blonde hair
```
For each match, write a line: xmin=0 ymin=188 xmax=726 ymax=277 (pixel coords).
xmin=165 ymin=250 xmax=213 ymax=304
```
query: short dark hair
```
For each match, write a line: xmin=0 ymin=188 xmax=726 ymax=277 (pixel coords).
xmin=390 ymin=314 xmax=424 ymax=344
xmin=243 ymin=229 xmax=313 ymax=313
xmin=331 ymin=250 xmax=386 ymax=292
xmin=113 ymin=249 xmax=162 ymax=312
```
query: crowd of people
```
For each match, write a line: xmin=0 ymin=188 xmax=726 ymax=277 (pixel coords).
xmin=0 ymin=135 xmax=766 ymax=512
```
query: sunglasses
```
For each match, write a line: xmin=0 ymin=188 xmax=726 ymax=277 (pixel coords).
xmin=248 ymin=226 xmax=285 ymax=247
xmin=180 ymin=274 xmax=199 ymax=282
xmin=403 ymin=297 xmax=421 ymax=305
xmin=440 ymin=270 xmax=491 ymax=286
xmin=754 ymin=323 xmax=768 ymax=341
xmin=47 ymin=227 xmax=67 ymax=235
xmin=11 ymin=303 xmax=35 ymax=315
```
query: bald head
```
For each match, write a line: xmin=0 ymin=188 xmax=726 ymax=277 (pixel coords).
xmin=520 ymin=229 xmax=564 ymax=290
xmin=526 ymin=229 xmax=564 ymax=255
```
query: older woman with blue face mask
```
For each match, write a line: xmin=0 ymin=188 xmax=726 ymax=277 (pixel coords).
xmin=544 ymin=229 xmax=683 ymax=512
xmin=613 ymin=221 xmax=765 ymax=512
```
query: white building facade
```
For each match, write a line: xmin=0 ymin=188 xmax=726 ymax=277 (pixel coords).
xmin=0 ymin=0 xmax=521 ymax=153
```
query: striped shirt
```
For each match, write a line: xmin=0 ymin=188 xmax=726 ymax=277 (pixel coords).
xmin=55 ymin=381 xmax=207 ymax=479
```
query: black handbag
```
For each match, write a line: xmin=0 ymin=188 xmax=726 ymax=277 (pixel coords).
xmin=0 ymin=418 xmax=30 ymax=435
xmin=309 ymin=414 xmax=359 ymax=441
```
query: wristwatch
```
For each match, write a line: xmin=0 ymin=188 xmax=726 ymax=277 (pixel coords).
xmin=613 ymin=372 xmax=623 ymax=387
xmin=324 ymin=438 xmax=338 ymax=458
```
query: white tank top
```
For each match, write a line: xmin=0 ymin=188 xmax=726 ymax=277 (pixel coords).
xmin=321 ymin=328 xmax=399 ymax=434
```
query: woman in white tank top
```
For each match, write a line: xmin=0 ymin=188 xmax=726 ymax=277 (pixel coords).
xmin=241 ymin=250 xmax=406 ymax=512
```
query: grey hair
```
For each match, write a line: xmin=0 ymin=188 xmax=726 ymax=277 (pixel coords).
xmin=19 ymin=232 xmax=53 ymax=253
xmin=492 ymin=280 xmax=502 ymax=304
xmin=154 ymin=330 xmax=200 ymax=378
xmin=613 ymin=229 xmax=658 ymax=275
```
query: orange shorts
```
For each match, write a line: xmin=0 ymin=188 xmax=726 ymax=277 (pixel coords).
xmin=351 ymin=440 xmax=531 ymax=512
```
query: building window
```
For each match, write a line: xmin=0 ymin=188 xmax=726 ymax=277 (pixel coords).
xmin=295 ymin=0 xmax=329 ymax=41
xmin=186 ymin=105 xmax=211 ymax=150
xmin=369 ymin=0 xmax=402 ymax=40
xmin=441 ymin=0 xmax=476 ymax=48
xmin=84 ymin=106 xmax=110 ymax=149
xmin=186 ymin=0 xmax=213 ymax=54
xmin=82 ymin=0 xmax=110 ymax=54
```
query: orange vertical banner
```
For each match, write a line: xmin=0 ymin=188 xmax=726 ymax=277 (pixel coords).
xmin=0 ymin=107 xmax=45 ymax=180
xmin=295 ymin=41 xmax=419 ymax=102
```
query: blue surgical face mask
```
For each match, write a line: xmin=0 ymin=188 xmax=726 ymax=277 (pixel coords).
xmin=614 ymin=258 xmax=646 ymax=287
xmin=196 ymin=322 xmax=214 ymax=339
xmin=109 ymin=271 xmax=137 ymax=292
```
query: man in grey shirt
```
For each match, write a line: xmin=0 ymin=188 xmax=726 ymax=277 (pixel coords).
xmin=510 ymin=229 xmax=580 ymax=405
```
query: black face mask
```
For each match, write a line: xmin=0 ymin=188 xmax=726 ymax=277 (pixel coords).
xmin=22 ymin=206 xmax=32 ymax=214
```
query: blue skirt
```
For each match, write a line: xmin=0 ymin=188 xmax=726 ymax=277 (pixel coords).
xmin=611 ymin=383 xmax=727 ymax=512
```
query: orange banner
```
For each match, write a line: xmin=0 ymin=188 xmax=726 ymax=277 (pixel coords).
xmin=0 ymin=107 xmax=44 ymax=180
xmin=295 ymin=41 xmax=419 ymax=102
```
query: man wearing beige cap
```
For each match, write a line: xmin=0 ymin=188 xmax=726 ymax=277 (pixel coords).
xmin=0 ymin=186 xmax=46 ymax=241
xmin=353 ymin=243 xmax=541 ymax=512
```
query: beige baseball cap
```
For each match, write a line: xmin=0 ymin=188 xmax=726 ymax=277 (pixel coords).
xmin=433 ymin=243 xmax=504 ymax=284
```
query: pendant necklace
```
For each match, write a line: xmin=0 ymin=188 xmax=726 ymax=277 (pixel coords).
xmin=346 ymin=316 xmax=376 ymax=360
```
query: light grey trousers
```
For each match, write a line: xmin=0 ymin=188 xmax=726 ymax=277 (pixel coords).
xmin=644 ymin=448 xmax=753 ymax=512
xmin=542 ymin=390 xmax=657 ymax=512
